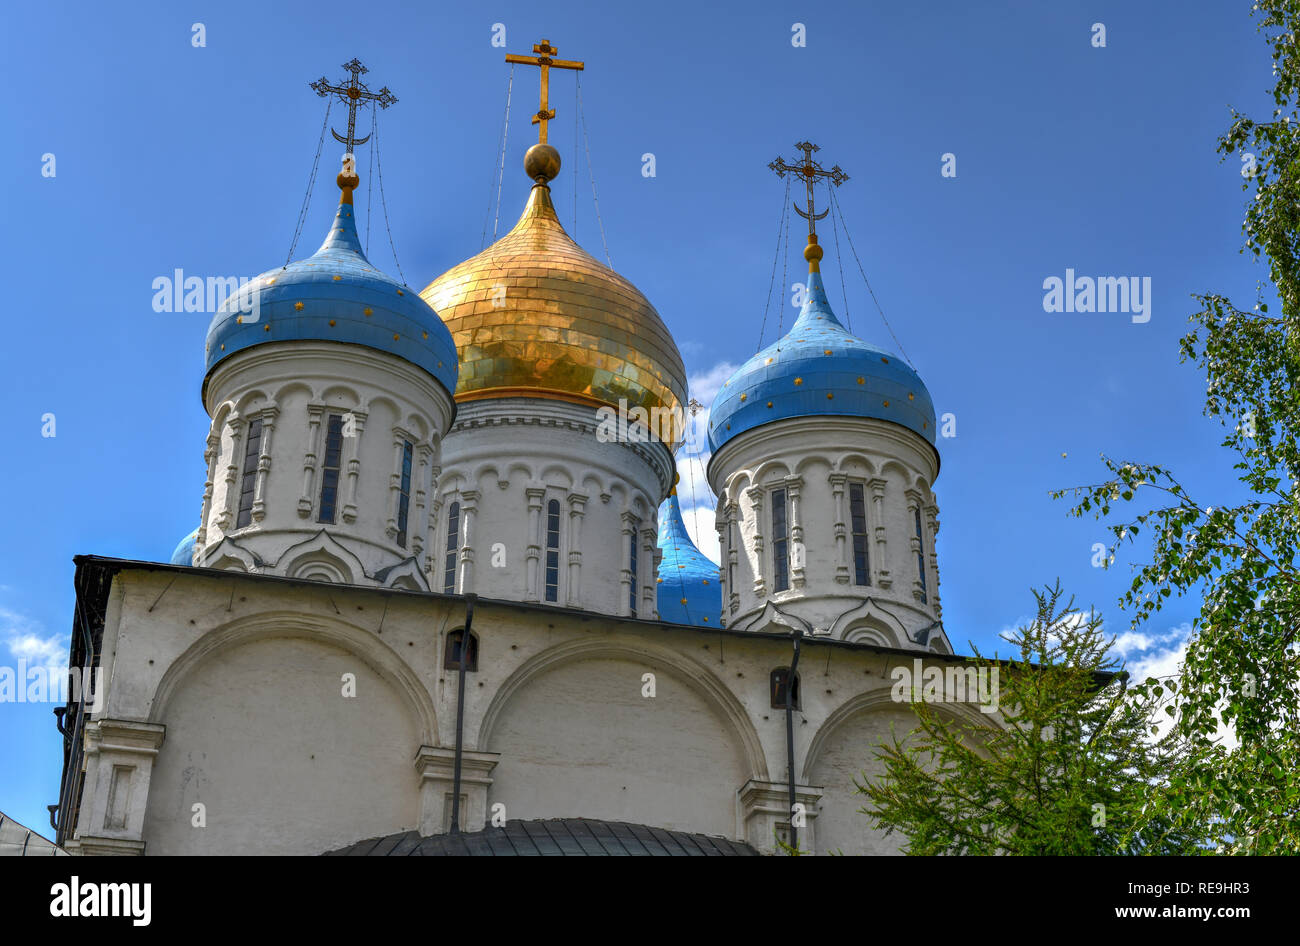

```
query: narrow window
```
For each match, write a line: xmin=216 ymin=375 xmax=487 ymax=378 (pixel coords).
xmin=849 ymin=482 xmax=871 ymax=586
xmin=235 ymin=417 xmax=263 ymax=530
xmin=395 ymin=440 xmax=413 ymax=548
xmin=628 ymin=517 xmax=640 ymax=615
xmin=914 ymin=507 xmax=928 ymax=604
xmin=771 ymin=488 xmax=789 ymax=593
xmin=770 ymin=668 xmax=801 ymax=710
xmin=317 ymin=414 xmax=344 ymax=524
xmin=443 ymin=629 xmax=478 ymax=672
xmin=443 ymin=501 xmax=460 ymax=594
xmin=545 ymin=499 xmax=561 ymax=603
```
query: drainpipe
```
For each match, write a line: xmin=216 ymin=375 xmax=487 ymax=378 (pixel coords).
xmin=785 ymin=628 xmax=803 ymax=853
xmin=449 ymin=593 xmax=476 ymax=834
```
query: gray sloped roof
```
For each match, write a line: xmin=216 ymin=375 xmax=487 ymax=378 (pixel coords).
xmin=0 ymin=811 xmax=69 ymax=856
xmin=322 ymin=819 xmax=758 ymax=856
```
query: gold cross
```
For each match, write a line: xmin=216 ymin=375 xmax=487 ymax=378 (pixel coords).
xmin=505 ymin=39 xmax=585 ymax=144
xmin=769 ymin=141 xmax=849 ymax=238
xmin=310 ymin=58 xmax=398 ymax=152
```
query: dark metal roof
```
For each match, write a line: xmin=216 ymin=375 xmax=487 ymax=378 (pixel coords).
xmin=322 ymin=819 xmax=759 ymax=856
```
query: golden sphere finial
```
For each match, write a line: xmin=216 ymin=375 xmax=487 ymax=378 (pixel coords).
xmin=525 ymin=143 xmax=562 ymax=184
xmin=337 ymin=153 xmax=359 ymax=199
xmin=804 ymin=233 xmax=823 ymax=264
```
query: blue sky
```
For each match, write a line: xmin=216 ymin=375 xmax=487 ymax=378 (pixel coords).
xmin=0 ymin=0 xmax=1273 ymax=836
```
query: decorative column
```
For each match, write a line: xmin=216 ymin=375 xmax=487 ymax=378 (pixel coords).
xmin=784 ymin=474 xmax=805 ymax=589
xmin=737 ymin=778 xmax=825 ymax=856
xmin=197 ymin=426 xmax=222 ymax=549
xmin=457 ymin=489 xmax=480 ymax=594
xmin=639 ymin=523 xmax=658 ymax=615
xmin=413 ymin=745 xmax=501 ymax=836
xmin=385 ymin=427 xmax=413 ymax=541
xmin=525 ymin=485 xmax=545 ymax=601
xmin=214 ymin=415 xmax=244 ymax=535
xmin=869 ymin=477 xmax=891 ymax=588
xmin=925 ymin=501 xmax=942 ymax=617
xmin=66 ymin=719 xmax=167 ymax=856
xmin=341 ymin=409 xmax=367 ymax=524
xmin=620 ymin=510 xmax=638 ymax=616
xmin=425 ymin=492 xmax=443 ymax=583
xmin=748 ymin=487 xmax=767 ymax=598
xmin=829 ymin=473 xmax=849 ymax=584
xmin=413 ymin=444 xmax=434 ymax=561
xmin=905 ymin=488 xmax=925 ymax=604
xmin=250 ymin=406 xmax=278 ymax=523
xmin=651 ymin=541 xmax=663 ymax=620
xmin=725 ymin=500 xmax=741 ymax=614
xmin=298 ymin=405 xmax=324 ymax=518
xmin=566 ymin=493 xmax=588 ymax=608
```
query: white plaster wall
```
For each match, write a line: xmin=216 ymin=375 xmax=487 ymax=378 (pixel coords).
xmin=708 ymin=416 xmax=944 ymax=648
xmin=72 ymin=568 xmax=993 ymax=856
xmin=197 ymin=342 xmax=455 ymax=586
xmin=804 ymin=703 xmax=925 ymax=855
xmin=485 ymin=656 xmax=748 ymax=837
xmin=141 ymin=635 xmax=421 ymax=855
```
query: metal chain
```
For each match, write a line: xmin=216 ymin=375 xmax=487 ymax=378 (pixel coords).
xmin=576 ymin=75 xmax=612 ymax=268
xmin=481 ymin=67 xmax=514 ymax=250
xmin=286 ymin=98 xmax=332 ymax=265
xmin=372 ymin=111 xmax=407 ymax=285
xmin=828 ymin=184 xmax=851 ymax=333
xmin=776 ymin=185 xmax=791 ymax=345
xmin=831 ymin=187 xmax=912 ymax=366
xmin=758 ymin=175 xmax=791 ymax=351
xmin=365 ymin=106 xmax=375 ymax=255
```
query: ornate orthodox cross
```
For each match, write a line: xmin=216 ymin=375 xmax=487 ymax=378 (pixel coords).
xmin=310 ymin=58 xmax=398 ymax=151
xmin=769 ymin=141 xmax=849 ymax=238
xmin=505 ymin=39 xmax=585 ymax=144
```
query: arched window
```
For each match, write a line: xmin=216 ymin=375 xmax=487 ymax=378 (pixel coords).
xmin=628 ymin=516 xmax=640 ymax=615
xmin=544 ymin=499 xmax=561 ymax=602
xmin=235 ymin=417 xmax=263 ymax=529
xmin=443 ymin=501 xmax=460 ymax=594
xmin=770 ymin=667 xmax=800 ymax=710
xmin=849 ymin=482 xmax=871 ymax=586
xmin=771 ymin=488 xmax=790 ymax=592
xmin=318 ymin=413 xmax=344 ymax=524
xmin=395 ymin=440 xmax=413 ymax=548
xmin=444 ymin=628 xmax=478 ymax=672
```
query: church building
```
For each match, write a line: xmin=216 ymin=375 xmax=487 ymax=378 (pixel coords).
xmin=53 ymin=46 xmax=982 ymax=856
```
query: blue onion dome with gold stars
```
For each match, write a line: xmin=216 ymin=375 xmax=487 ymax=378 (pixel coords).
xmin=168 ymin=527 xmax=198 ymax=566
xmin=708 ymin=235 xmax=936 ymax=455
xmin=656 ymin=491 xmax=722 ymax=626
xmin=204 ymin=156 xmax=458 ymax=401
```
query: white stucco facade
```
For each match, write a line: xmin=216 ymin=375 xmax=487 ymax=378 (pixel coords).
xmin=61 ymin=565 xmax=990 ymax=856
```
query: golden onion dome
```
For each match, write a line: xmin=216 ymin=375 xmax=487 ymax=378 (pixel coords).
xmin=420 ymin=162 xmax=686 ymax=434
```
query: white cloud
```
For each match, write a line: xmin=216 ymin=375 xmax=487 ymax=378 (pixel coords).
xmin=686 ymin=360 xmax=737 ymax=408
xmin=2 ymin=605 xmax=68 ymax=676
xmin=664 ymin=359 xmax=736 ymax=566
xmin=1112 ymin=622 xmax=1191 ymax=661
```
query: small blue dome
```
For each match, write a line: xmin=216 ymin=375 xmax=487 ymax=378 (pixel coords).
xmin=708 ymin=269 xmax=936 ymax=454
xmin=656 ymin=494 xmax=721 ymax=626
xmin=204 ymin=194 xmax=458 ymax=399
xmin=169 ymin=527 xmax=198 ymax=566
